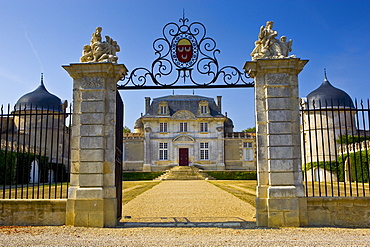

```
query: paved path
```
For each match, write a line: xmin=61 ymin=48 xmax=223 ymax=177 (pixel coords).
xmin=120 ymin=180 xmax=256 ymax=227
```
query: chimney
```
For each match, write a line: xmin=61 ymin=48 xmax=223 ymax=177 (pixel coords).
xmin=216 ymin=96 xmax=222 ymax=113
xmin=145 ymin=97 xmax=151 ymax=114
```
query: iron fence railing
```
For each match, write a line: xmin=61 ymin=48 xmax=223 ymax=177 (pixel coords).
xmin=300 ymin=99 xmax=369 ymax=197
xmin=0 ymin=104 xmax=71 ymax=199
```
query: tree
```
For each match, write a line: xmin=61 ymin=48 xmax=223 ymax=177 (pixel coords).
xmin=123 ymin=126 xmax=131 ymax=133
xmin=242 ymin=127 xmax=256 ymax=133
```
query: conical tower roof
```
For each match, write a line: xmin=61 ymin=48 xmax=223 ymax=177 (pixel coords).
xmin=15 ymin=74 xmax=62 ymax=112
xmin=306 ymin=72 xmax=354 ymax=109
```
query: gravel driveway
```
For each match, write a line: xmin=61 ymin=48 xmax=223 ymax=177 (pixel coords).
xmin=1 ymin=225 xmax=370 ymax=246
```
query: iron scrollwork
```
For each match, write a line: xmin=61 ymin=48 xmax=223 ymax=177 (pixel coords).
xmin=119 ymin=16 xmax=253 ymax=89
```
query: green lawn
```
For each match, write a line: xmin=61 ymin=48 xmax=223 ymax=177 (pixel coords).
xmin=208 ymin=180 xmax=257 ymax=207
xmin=122 ymin=181 xmax=161 ymax=204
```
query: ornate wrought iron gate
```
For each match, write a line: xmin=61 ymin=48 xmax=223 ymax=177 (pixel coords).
xmin=118 ymin=15 xmax=253 ymax=90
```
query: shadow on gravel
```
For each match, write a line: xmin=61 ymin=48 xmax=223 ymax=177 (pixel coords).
xmin=118 ymin=216 xmax=257 ymax=229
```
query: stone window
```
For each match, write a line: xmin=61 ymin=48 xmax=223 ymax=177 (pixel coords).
xmin=201 ymin=105 xmax=207 ymax=114
xmin=179 ymin=122 xmax=188 ymax=132
xmin=160 ymin=106 xmax=167 ymax=115
xmin=160 ymin=122 xmax=168 ymax=132
xmin=243 ymin=142 xmax=254 ymax=161
xmin=200 ymin=122 xmax=208 ymax=132
xmin=159 ymin=142 xmax=168 ymax=160
xmin=198 ymin=101 xmax=209 ymax=115
xmin=158 ymin=101 xmax=169 ymax=115
xmin=200 ymin=142 xmax=209 ymax=160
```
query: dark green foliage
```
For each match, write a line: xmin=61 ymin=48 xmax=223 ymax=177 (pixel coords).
xmin=49 ymin=163 xmax=69 ymax=183
xmin=242 ymin=127 xmax=256 ymax=133
xmin=203 ymin=171 xmax=257 ymax=180
xmin=122 ymin=171 xmax=165 ymax=181
xmin=0 ymin=150 xmax=69 ymax=185
xmin=303 ymin=161 xmax=343 ymax=181
xmin=16 ymin=153 xmax=47 ymax=184
xmin=336 ymin=135 xmax=370 ymax=145
xmin=304 ymin=150 xmax=369 ymax=182
xmin=338 ymin=150 xmax=370 ymax=183
xmin=0 ymin=150 xmax=17 ymax=184
xmin=123 ymin=126 xmax=131 ymax=133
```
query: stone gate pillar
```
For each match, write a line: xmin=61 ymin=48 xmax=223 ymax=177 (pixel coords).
xmin=244 ymin=58 xmax=308 ymax=227
xmin=63 ymin=63 xmax=127 ymax=227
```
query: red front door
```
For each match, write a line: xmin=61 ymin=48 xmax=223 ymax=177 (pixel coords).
xmin=179 ymin=148 xmax=189 ymax=166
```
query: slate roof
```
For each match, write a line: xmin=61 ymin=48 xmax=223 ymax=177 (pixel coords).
xmin=306 ymin=75 xmax=354 ymax=109
xmin=15 ymin=81 xmax=62 ymax=112
xmin=144 ymin=95 xmax=224 ymax=117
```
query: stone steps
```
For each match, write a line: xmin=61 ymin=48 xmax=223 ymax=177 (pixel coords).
xmin=154 ymin=166 xmax=214 ymax=180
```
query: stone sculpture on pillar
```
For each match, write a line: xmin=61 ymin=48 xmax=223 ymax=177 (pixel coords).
xmin=64 ymin=26 xmax=127 ymax=227
xmin=80 ymin=27 xmax=120 ymax=63
xmin=250 ymin=21 xmax=295 ymax=60
xmin=245 ymin=21 xmax=308 ymax=227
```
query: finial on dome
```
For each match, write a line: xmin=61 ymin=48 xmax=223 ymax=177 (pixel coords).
xmin=41 ymin=73 xmax=44 ymax=86
xmin=324 ymin=68 xmax=328 ymax=81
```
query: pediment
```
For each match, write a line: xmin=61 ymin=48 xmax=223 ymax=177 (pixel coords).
xmin=171 ymin=110 xmax=196 ymax=120
xmin=173 ymin=135 xmax=195 ymax=143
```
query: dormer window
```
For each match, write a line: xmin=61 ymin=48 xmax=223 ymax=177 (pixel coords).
xmin=201 ymin=105 xmax=207 ymax=114
xmin=160 ymin=105 xmax=167 ymax=115
xmin=158 ymin=101 xmax=169 ymax=115
xmin=198 ymin=101 xmax=209 ymax=115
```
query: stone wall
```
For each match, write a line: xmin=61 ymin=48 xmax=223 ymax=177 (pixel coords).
xmin=123 ymin=138 xmax=144 ymax=171
xmin=224 ymin=139 xmax=256 ymax=170
xmin=306 ymin=197 xmax=370 ymax=227
xmin=0 ymin=199 xmax=66 ymax=226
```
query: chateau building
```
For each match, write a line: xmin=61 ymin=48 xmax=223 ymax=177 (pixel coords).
xmin=123 ymin=95 xmax=256 ymax=171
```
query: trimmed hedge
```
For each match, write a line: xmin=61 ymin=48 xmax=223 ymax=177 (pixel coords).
xmin=303 ymin=161 xmax=342 ymax=181
xmin=122 ymin=171 xmax=165 ymax=181
xmin=336 ymin=135 xmax=370 ymax=145
xmin=0 ymin=150 xmax=68 ymax=185
xmin=338 ymin=150 xmax=370 ymax=183
xmin=304 ymin=150 xmax=370 ymax=182
xmin=203 ymin=171 xmax=257 ymax=180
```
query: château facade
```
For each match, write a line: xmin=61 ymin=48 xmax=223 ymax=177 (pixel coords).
xmin=123 ymin=95 xmax=256 ymax=171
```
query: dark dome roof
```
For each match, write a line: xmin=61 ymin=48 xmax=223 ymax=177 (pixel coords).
xmin=134 ymin=118 xmax=144 ymax=129
xmin=15 ymin=80 xmax=62 ymax=112
xmin=224 ymin=117 xmax=234 ymax=127
xmin=306 ymin=75 xmax=354 ymax=109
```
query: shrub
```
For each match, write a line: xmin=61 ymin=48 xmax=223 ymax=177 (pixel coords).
xmin=303 ymin=161 xmax=342 ymax=181
xmin=202 ymin=171 xmax=257 ymax=180
xmin=336 ymin=135 xmax=370 ymax=145
xmin=0 ymin=150 xmax=69 ymax=185
xmin=338 ymin=150 xmax=370 ymax=183
xmin=122 ymin=171 xmax=165 ymax=181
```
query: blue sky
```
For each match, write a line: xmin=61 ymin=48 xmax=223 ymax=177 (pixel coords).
xmin=0 ymin=0 xmax=369 ymax=131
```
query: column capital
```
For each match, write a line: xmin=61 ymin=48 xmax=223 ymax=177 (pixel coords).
xmin=244 ymin=58 xmax=309 ymax=78
xmin=63 ymin=63 xmax=128 ymax=81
